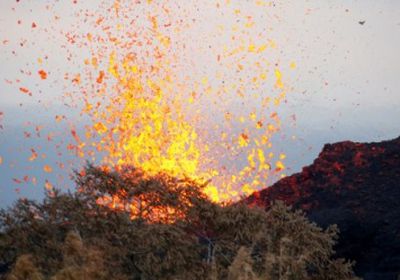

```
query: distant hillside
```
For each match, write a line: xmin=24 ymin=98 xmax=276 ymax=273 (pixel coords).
xmin=246 ymin=136 xmax=400 ymax=280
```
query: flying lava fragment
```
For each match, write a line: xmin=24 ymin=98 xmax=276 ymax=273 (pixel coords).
xmin=5 ymin=0 xmax=296 ymax=203
xmin=38 ymin=70 xmax=47 ymax=80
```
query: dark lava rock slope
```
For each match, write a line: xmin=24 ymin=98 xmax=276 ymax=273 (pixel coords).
xmin=246 ymin=137 xmax=400 ymax=279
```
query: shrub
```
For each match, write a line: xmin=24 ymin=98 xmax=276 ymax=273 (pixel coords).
xmin=6 ymin=255 xmax=43 ymax=280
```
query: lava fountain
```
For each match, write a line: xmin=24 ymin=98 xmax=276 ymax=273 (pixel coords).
xmin=3 ymin=0 xmax=295 ymax=203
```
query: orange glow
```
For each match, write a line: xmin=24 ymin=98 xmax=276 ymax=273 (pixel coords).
xmin=69 ymin=1 xmax=292 ymax=204
xmin=9 ymin=1 xmax=294 ymax=209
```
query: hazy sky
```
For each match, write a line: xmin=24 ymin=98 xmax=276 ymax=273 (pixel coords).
xmin=1 ymin=0 xmax=399 ymax=206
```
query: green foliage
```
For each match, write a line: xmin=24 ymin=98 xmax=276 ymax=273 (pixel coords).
xmin=0 ymin=164 xmax=360 ymax=279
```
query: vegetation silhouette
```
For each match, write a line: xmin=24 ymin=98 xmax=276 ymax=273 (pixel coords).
xmin=1 ymin=164 xmax=359 ymax=279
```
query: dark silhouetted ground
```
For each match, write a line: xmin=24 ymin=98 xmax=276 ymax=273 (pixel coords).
xmin=246 ymin=136 xmax=400 ymax=279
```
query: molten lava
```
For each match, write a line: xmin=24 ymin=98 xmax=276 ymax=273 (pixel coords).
xmin=6 ymin=0 xmax=295 ymax=204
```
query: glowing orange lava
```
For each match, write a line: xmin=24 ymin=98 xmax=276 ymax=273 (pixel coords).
xmin=6 ymin=0 xmax=295 ymax=203
xmin=71 ymin=1 xmax=291 ymax=202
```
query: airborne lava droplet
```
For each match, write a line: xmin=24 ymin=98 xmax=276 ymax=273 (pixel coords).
xmin=96 ymin=71 xmax=105 ymax=83
xmin=38 ymin=70 xmax=47 ymax=80
xmin=19 ymin=87 xmax=31 ymax=96
xmin=43 ymin=165 xmax=53 ymax=173
xmin=45 ymin=180 xmax=53 ymax=190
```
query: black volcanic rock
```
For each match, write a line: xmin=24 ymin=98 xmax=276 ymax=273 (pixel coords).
xmin=246 ymin=137 xmax=400 ymax=280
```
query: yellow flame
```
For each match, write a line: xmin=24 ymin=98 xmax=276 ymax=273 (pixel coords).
xmin=70 ymin=1 xmax=292 ymax=203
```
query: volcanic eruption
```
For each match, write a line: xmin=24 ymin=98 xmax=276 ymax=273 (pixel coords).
xmin=2 ymin=0 xmax=294 ymax=203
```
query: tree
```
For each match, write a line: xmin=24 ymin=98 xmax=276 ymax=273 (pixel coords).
xmin=0 ymin=164 xmax=360 ymax=279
